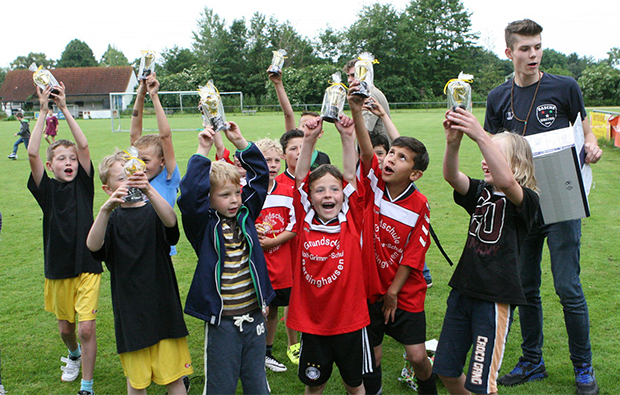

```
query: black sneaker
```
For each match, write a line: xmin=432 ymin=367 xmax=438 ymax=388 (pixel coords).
xmin=497 ymin=357 xmax=548 ymax=386
xmin=77 ymin=391 xmax=94 ymax=395
xmin=575 ymin=363 xmax=599 ymax=395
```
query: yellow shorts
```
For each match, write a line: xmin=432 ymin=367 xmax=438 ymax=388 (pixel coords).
xmin=44 ymin=273 xmax=101 ymax=323
xmin=120 ymin=337 xmax=194 ymax=389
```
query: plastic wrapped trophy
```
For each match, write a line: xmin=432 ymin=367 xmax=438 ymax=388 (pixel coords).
xmin=320 ymin=72 xmax=347 ymax=123
xmin=351 ymin=52 xmax=377 ymax=99
xmin=138 ymin=50 xmax=156 ymax=80
xmin=123 ymin=147 xmax=147 ymax=202
xmin=29 ymin=63 xmax=60 ymax=95
xmin=444 ymin=72 xmax=474 ymax=112
xmin=198 ymin=81 xmax=229 ymax=132
xmin=268 ymin=49 xmax=287 ymax=75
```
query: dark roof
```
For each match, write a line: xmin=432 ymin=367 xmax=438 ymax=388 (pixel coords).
xmin=0 ymin=66 xmax=135 ymax=102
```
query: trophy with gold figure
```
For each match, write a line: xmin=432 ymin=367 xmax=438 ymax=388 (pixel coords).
xmin=138 ymin=50 xmax=156 ymax=80
xmin=29 ymin=63 xmax=60 ymax=95
xmin=123 ymin=147 xmax=147 ymax=202
xmin=320 ymin=72 xmax=347 ymax=123
xmin=268 ymin=49 xmax=287 ymax=75
xmin=198 ymin=81 xmax=229 ymax=132
xmin=351 ymin=52 xmax=377 ymax=99
xmin=444 ymin=72 xmax=474 ymax=112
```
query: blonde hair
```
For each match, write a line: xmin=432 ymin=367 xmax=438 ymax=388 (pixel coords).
xmin=210 ymin=160 xmax=241 ymax=188
xmin=98 ymin=151 xmax=127 ymax=184
xmin=134 ymin=134 xmax=163 ymax=157
xmin=255 ymin=138 xmax=283 ymax=156
xmin=493 ymin=132 xmax=537 ymax=191
xmin=46 ymin=139 xmax=76 ymax=162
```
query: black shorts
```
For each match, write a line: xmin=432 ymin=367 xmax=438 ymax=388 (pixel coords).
xmin=298 ymin=328 xmax=373 ymax=387
xmin=269 ymin=287 xmax=291 ymax=307
xmin=368 ymin=300 xmax=426 ymax=347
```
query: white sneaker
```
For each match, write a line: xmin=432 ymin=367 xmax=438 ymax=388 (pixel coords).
xmin=265 ymin=354 xmax=287 ymax=372
xmin=0 ymin=383 xmax=5 ymax=394
xmin=61 ymin=355 xmax=81 ymax=382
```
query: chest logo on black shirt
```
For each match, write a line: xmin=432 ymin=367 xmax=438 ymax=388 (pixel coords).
xmin=536 ymin=104 xmax=557 ymax=128
xmin=469 ymin=190 xmax=506 ymax=244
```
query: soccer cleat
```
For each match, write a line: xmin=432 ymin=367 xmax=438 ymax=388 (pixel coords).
xmin=0 ymin=384 xmax=5 ymax=395
xmin=77 ymin=391 xmax=94 ymax=395
xmin=287 ymin=343 xmax=300 ymax=365
xmin=8 ymin=153 xmax=16 ymax=160
xmin=60 ymin=355 xmax=81 ymax=382
xmin=265 ymin=354 xmax=287 ymax=372
xmin=574 ymin=363 xmax=599 ymax=395
xmin=497 ymin=357 xmax=548 ymax=386
xmin=425 ymin=277 xmax=433 ymax=288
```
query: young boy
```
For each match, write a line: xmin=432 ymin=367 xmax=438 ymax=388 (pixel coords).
xmin=349 ymin=84 xmax=437 ymax=394
xmin=287 ymin=115 xmax=372 ymax=394
xmin=8 ymin=112 xmax=30 ymax=159
xmin=27 ymin=84 xmax=102 ymax=395
xmin=129 ymin=74 xmax=180 ymax=254
xmin=434 ymin=108 xmax=539 ymax=395
xmin=178 ymin=122 xmax=274 ymax=394
xmin=276 ymin=129 xmax=304 ymax=188
xmin=269 ymin=70 xmax=330 ymax=169
xmin=87 ymin=151 xmax=192 ymax=395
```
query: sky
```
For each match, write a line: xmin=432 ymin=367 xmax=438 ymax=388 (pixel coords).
xmin=2 ymin=0 xmax=618 ymax=69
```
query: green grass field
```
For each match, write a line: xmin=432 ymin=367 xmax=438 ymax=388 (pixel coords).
xmin=0 ymin=108 xmax=619 ymax=394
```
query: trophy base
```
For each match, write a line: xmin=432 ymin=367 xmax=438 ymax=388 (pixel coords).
xmin=267 ymin=67 xmax=282 ymax=75
xmin=210 ymin=116 xmax=229 ymax=132
xmin=124 ymin=188 xmax=146 ymax=203
xmin=451 ymin=104 xmax=467 ymax=112
xmin=352 ymin=81 xmax=370 ymax=99
xmin=322 ymin=106 xmax=340 ymax=123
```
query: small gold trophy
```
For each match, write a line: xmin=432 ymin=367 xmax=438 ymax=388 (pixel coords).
xmin=198 ymin=81 xmax=229 ymax=132
xmin=444 ymin=72 xmax=474 ymax=112
xmin=352 ymin=52 xmax=377 ymax=99
xmin=138 ymin=50 xmax=156 ymax=80
xmin=29 ymin=63 xmax=60 ymax=95
xmin=268 ymin=49 xmax=287 ymax=75
xmin=320 ymin=72 xmax=347 ymax=123
xmin=123 ymin=147 xmax=147 ymax=202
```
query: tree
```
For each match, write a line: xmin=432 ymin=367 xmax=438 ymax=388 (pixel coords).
xmin=314 ymin=27 xmax=346 ymax=63
xmin=192 ymin=7 xmax=226 ymax=66
xmin=57 ymin=39 xmax=97 ymax=68
xmin=607 ymin=47 xmax=620 ymax=68
xmin=99 ymin=45 xmax=129 ymax=67
xmin=10 ymin=52 xmax=54 ymax=69
xmin=160 ymin=46 xmax=198 ymax=77
xmin=578 ymin=63 xmax=620 ymax=105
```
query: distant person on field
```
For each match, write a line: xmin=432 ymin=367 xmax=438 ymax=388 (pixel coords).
xmin=87 ymin=151 xmax=192 ymax=395
xmin=45 ymin=106 xmax=59 ymax=145
xmin=129 ymin=73 xmax=180 ymax=255
xmin=8 ymin=112 xmax=30 ymax=160
xmin=27 ymin=83 xmax=102 ymax=395
xmin=434 ymin=108 xmax=539 ymax=395
xmin=178 ymin=122 xmax=274 ymax=394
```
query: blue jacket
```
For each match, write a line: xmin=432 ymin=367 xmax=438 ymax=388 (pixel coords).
xmin=178 ymin=143 xmax=274 ymax=325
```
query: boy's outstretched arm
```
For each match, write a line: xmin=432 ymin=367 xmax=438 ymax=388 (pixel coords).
xmin=147 ymin=74 xmax=177 ymax=177
xmin=442 ymin=110 xmax=469 ymax=195
xmin=363 ymin=99 xmax=400 ymax=141
xmin=28 ymin=87 xmax=52 ymax=186
xmin=222 ymin=121 xmax=249 ymax=151
xmin=295 ymin=117 xmax=322 ymax=188
xmin=87 ymin=185 xmax=127 ymax=252
xmin=129 ymin=79 xmax=147 ymax=146
xmin=269 ymin=70 xmax=296 ymax=132
xmin=196 ymin=127 xmax=215 ymax=158
xmin=348 ymin=82 xmax=373 ymax=174
xmin=53 ymin=82 xmax=91 ymax=173
xmin=335 ymin=114 xmax=357 ymax=189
